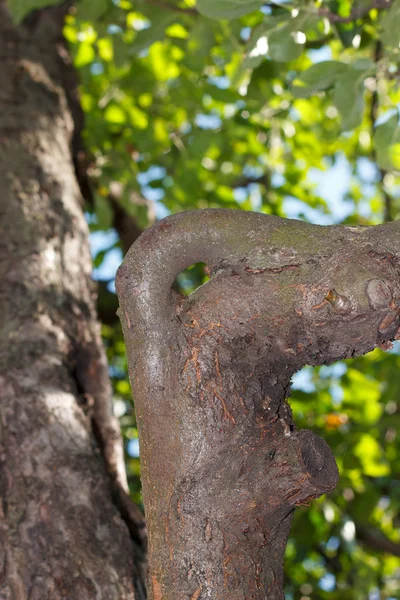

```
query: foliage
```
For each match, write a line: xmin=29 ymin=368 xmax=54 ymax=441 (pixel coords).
xmin=8 ymin=0 xmax=400 ymax=597
xmin=55 ymin=0 xmax=400 ymax=228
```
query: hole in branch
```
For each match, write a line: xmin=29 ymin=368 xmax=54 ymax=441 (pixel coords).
xmin=174 ymin=262 xmax=210 ymax=296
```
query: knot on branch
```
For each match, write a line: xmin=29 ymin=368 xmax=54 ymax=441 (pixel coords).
xmin=296 ymin=430 xmax=339 ymax=502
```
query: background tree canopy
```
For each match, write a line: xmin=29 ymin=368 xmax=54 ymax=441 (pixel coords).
xmin=9 ymin=0 xmax=400 ymax=598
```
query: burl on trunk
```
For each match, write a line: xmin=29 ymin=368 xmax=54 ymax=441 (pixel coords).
xmin=116 ymin=209 xmax=400 ymax=600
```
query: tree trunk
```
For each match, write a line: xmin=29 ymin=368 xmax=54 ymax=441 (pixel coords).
xmin=117 ymin=210 xmax=400 ymax=599
xmin=0 ymin=3 xmax=146 ymax=598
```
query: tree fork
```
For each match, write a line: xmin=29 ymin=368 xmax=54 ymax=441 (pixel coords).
xmin=117 ymin=209 xmax=400 ymax=599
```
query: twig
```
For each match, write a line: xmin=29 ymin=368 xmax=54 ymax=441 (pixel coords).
xmin=231 ymin=173 xmax=270 ymax=189
xmin=319 ymin=0 xmax=393 ymax=24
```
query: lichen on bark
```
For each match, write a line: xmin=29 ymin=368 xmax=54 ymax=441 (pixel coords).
xmin=117 ymin=209 xmax=400 ymax=599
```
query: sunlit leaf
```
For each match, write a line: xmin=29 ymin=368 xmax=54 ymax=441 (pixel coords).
xmin=74 ymin=41 xmax=95 ymax=67
xmin=354 ymin=434 xmax=389 ymax=477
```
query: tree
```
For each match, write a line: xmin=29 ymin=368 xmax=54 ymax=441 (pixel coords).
xmin=0 ymin=2 xmax=146 ymax=597
xmin=1 ymin=0 xmax=400 ymax=598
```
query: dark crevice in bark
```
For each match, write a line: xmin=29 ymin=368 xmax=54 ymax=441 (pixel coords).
xmin=90 ymin=410 xmax=147 ymax=549
xmin=71 ymin=342 xmax=147 ymax=551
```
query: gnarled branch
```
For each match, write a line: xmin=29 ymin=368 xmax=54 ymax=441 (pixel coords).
xmin=117 ymin=209 xmax=400 ymax=599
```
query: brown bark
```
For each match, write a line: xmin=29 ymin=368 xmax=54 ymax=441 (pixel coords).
xmin=0 ymin=3 xmax=145 ymax=598
xmin=117 ymin=209 xmax=400 ymax=599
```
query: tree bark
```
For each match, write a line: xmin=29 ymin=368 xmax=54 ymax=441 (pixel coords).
xmin=117 ymin=209 xmax=400 ymax=599
xmin=0 ymin=3 xmax=145 ymax=598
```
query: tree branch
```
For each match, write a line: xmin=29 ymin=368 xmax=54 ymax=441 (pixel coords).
xmin=110 ymin=195 xmax=144 ymax=253
xmin=117 ymin=209 xmax=400 ymax=599
xmin=356 ymin=522 xmax=400 ymax=557
xmin=319 ymin=0 xmax=393 ymax=24
xmin=316 ymin=545 xmax=342 ymax=574
xmin=95 ymin=189 xmax=152 ymax=325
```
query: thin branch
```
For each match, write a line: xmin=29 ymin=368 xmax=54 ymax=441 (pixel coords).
xmin=304 ymin=36 xmax=334 ymax=49
xmin=370 ymin=40 xmax=394 ymax=222
xmin=232 ymin=173 xmax=270 ymax=189
xmin=316 ymin=545 xmax=342 ymax=574
xmin=110 ymin=193 xmax=145 ymax=254
xmin=319 ymin=0 xmax=393 ymax=24
xmin=356 ymin=522 xmax=400 ymax=557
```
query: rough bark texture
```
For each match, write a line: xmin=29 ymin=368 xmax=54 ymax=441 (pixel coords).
xmin=116 ymin=209 xmax=400 ymax=600
xmin=0 ymin=3 xmax=146 ymax=598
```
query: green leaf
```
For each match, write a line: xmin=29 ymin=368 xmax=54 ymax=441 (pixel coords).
xmin=354 ymin=434 xmax=389 ymax=477
xmin=375 ymin=113 xmax=400 ymax=170
xmin=381 ymin=0 xmax=400 ymax=47
xmin=333 ymin=63 xmax=373 ymax=130
xmin=74 ymin=42 xmax=95 ymax=68
xmin=239 ymin=18 xmax=279 ymax=75
xmin=205 ymin=84 xmax=238 ymax=103
xmin=8 ymin=0 xmax=61 ymax=23
xmin=131 ymin=13 xmax=176 ymax=54
xmin=292 ymin=61 xmax=349 ymax=98
xmin=104 ymin=104 xmax=127 ymax=124
xmin=352 ymin=57 xmax=374 ymax=71
xmin=196 ymin=0 xmax=263 ymax=20
xmin=78 ymin=0 xmax=108 ymax=21
xmin=130 ymin=106 xmax=149 ymax=130
xmin=268 ymin=24 xmax=303 ymax=62
xmin=293 ymin=59 xmax=374 ymax=129
xmin=185 ymin=20 xmax=215 ymax=72
xmin=93 ymin=248 xmax=107 ymax=269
